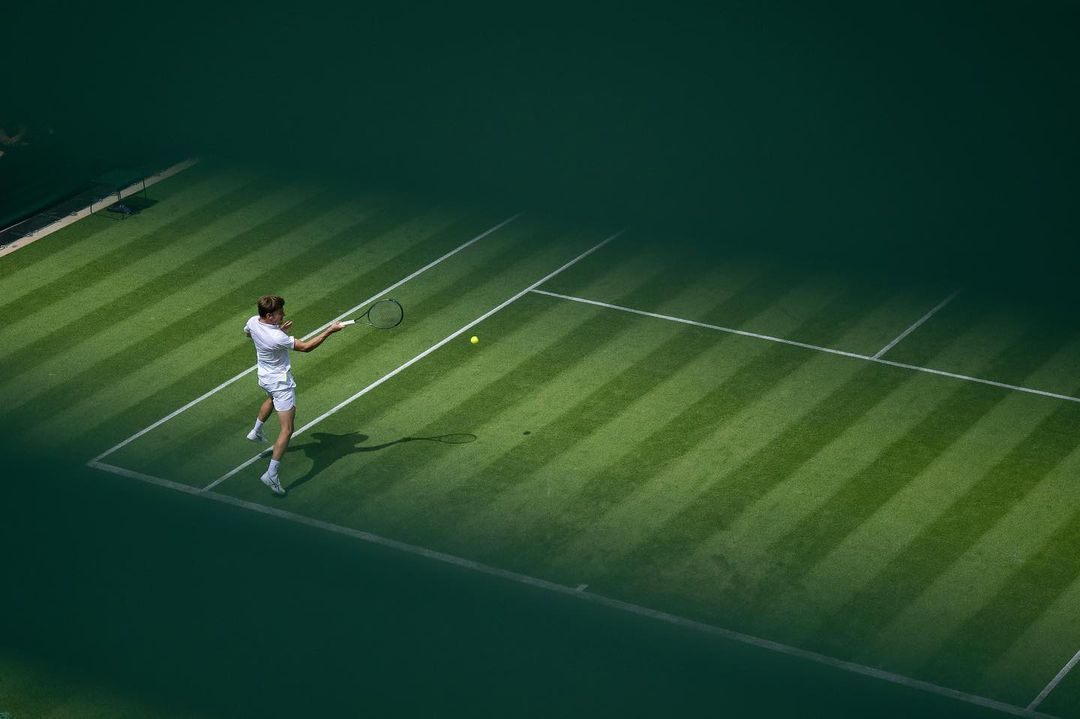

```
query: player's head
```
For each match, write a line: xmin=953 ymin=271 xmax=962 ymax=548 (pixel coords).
xmin=257 ymin=295 xmax=286 ymax=323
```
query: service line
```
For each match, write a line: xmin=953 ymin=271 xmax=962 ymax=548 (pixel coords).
xmin=531 ymin=290 xmax=1080 ymax=405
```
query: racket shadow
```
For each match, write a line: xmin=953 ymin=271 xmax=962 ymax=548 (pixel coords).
xmin=286 ymin=431 xmax=477 ymax=491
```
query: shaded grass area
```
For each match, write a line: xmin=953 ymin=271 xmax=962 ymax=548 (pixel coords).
xmin=1 ymin=449 xmax=1008 ymax=719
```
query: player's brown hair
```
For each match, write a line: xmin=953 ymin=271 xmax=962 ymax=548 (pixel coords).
xmin=257 ymin=295 xmax=285 ymax=317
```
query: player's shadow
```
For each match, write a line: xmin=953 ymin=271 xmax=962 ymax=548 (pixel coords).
xmin=285 ymin=431 xmax=476 ymax=491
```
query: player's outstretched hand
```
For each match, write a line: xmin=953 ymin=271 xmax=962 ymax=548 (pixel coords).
xmin=281 ymin=320 xmax=294 ymax=333
xmin=328 ymin=321 xmax=346 ymax=333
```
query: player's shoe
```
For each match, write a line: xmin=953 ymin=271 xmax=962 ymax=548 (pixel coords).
xmin=260 ymin=472 xmax=286 ymax=496
xmin=246 ymin=429 xmax=268 ymax=444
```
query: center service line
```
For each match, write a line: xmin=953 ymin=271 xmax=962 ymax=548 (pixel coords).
xmin=873 ymin=289 xmax=961 ymax=359
xmin=88 ymin=214 xmax=520 ymax=465
xmin=204 ymin=231 xmax=623 ymax=491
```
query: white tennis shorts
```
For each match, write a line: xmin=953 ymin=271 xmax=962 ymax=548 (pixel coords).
xmin=258 ymin=371 xmax=297 ymax=412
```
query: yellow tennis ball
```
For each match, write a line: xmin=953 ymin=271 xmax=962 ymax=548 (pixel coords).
xmin=470 ymin=335 xmax=479 ymax=345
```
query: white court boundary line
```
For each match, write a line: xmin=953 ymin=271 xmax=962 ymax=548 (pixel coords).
xmin=1030 ymin=648 xmax=1080 ymax=711
xmin=86 ymin=459 xmax=1053 ymax=719
xmin=0 ymin=158 xmax=201 ymax=258
xmin=874 ymin=289 xmax=961 ymax=359
xmin=89 ymin=214 xmax=520 ymax=465
xmin=530 ymin=290 xmax=1080 ymax=405
xmin=204 ymin=232 xmax=622 ymax=490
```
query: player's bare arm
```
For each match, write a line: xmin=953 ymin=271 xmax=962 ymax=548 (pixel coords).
xmin=293 ymin=322 xmax=345 ymax=353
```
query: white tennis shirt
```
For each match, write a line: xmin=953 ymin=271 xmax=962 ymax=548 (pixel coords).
xmin=244 ymin=316 xmax=296 ymax=389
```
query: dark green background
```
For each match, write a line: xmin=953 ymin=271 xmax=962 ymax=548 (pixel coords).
xmin=6 ymin=2 xmax=1079 ymax=283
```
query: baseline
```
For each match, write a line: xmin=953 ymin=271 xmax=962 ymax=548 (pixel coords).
xmin=86 ymin=459 xmax=1052 ymax=719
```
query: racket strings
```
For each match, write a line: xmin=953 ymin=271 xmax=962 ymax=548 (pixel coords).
xmin=365 ymin=299 xmax=404 ymax=328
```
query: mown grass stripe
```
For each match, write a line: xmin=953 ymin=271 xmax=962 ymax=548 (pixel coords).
xmin=551 ymin=353 xmax=867 ymax=574
xmin=790 ymin=388 xmax=1067 ymax=629
xmin=818 ymin=400 xmax=1080 ymax=657
xmin=750 ymin=322 xmax=1080 ymax=606
xmin=620 ymin=361 xmax=913 ymax=574
xmin=0 ymin=174 xmax=275 ymax=322
xmin=859 ymin=442 xmax=1080 ymax=687
xmin=913 ymin=418 xmax=1080 ymax=686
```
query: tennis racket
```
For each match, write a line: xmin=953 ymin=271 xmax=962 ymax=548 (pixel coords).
xmin=340 ymin=299 xmax=404 ymax=329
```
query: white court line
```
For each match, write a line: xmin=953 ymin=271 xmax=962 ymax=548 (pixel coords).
xmin=531 ymin=289 xmax=874 ymax=361
xmin=204 ymin=232 xmax=623 ymax=491
xmin=531 ymin=290 xmax=1080 ymax=405
xmin=1029 ymin=647 xmax=1080 ymax=711
xmin=0 ymin=158 xmax=200 ymax=258
xmin=86 ymin=459 xmax=1054 ymax=719
xmin=874 ymin=289 xmax=961 ymax=359
xmin=89 ymin=214 xmax=519 ymax=465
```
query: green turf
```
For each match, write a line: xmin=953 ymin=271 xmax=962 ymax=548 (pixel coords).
xmin=6 ymin=160 xmax=1080 ymax=717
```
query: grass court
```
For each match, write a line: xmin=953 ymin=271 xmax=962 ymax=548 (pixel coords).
xmin=5 ymin=159 xmax=1080 ymax=717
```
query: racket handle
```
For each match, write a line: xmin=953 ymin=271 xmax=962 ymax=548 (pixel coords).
xmin=340 ymin=320 xmax=356 ymax=326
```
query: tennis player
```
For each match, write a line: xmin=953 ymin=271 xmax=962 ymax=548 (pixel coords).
xmin=244 ymin=295 xmax=345 ymax=496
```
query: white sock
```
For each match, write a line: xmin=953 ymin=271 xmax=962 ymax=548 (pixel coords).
xmin=268 ymin=459 xmax=281 ymax=477
xmin=253 ymin=418 xmax=265 ymax=433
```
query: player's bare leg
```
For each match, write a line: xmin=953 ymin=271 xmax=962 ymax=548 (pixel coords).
xmin=258 ymin=397 xmax=273 ymax=422
xmin=272 ymin=407 xmax=295 ymax=461
xmin=247 ymin=397 xmax=275 ymax=443
xmin=260 ymin=407 xmax=294 ymax=496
